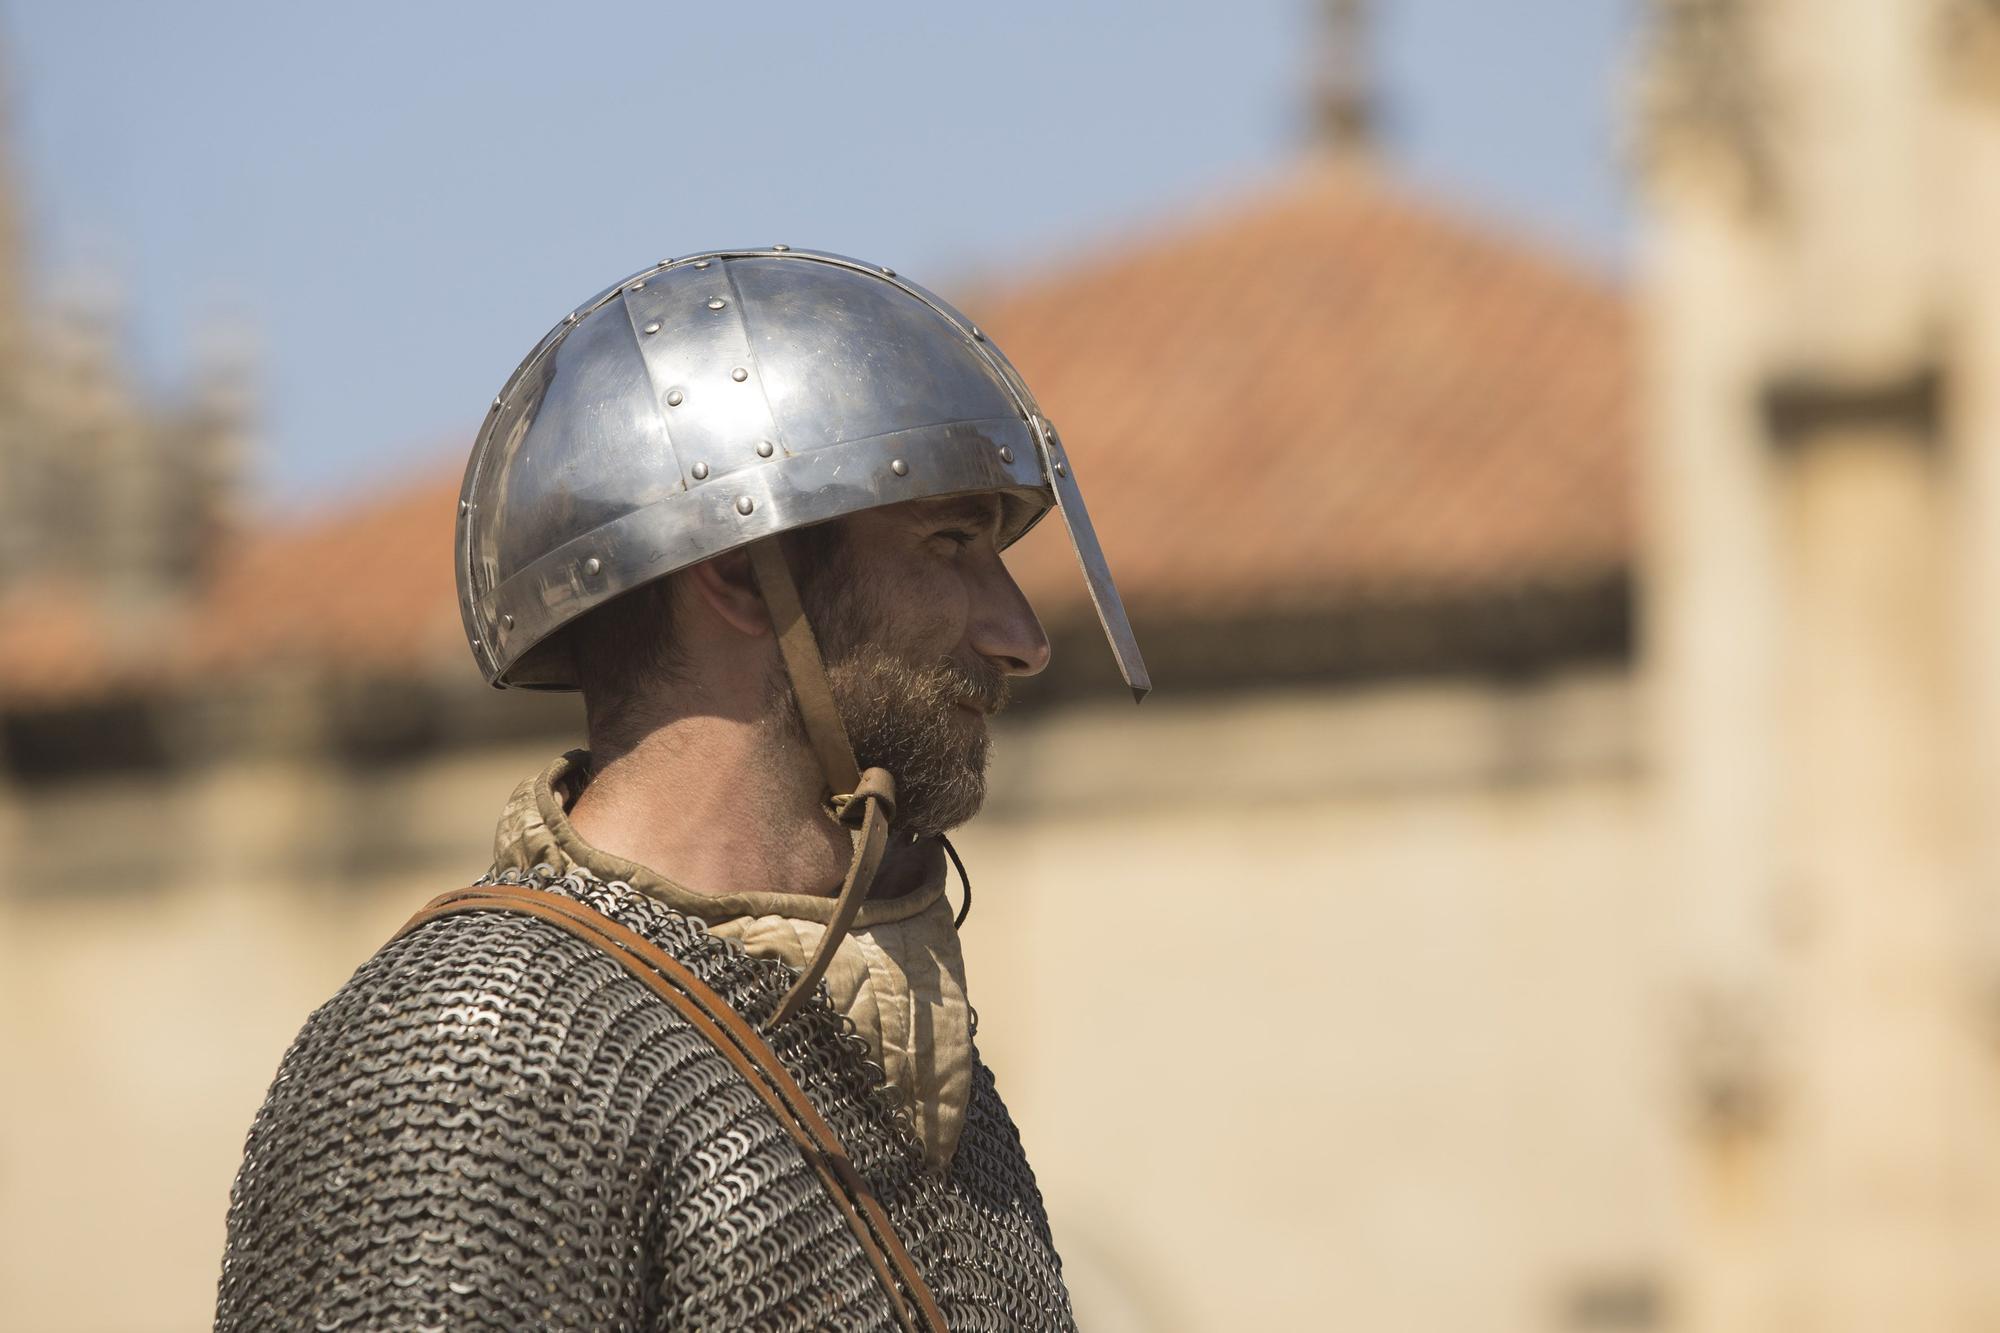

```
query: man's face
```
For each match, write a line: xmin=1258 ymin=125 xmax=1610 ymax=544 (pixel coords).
xmin=790 ymin=493 xmax=1052 ymax=836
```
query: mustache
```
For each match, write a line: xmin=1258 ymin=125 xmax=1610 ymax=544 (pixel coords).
xmin=930 ymin=654 xmax=1010 ymax=716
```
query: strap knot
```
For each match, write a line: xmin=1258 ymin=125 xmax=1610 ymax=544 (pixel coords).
xmin=830 ymin=766 xmax=897 ymax=828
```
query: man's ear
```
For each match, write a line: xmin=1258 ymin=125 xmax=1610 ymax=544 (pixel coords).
xmin=683 ymin=549 xmax=771 ymax=638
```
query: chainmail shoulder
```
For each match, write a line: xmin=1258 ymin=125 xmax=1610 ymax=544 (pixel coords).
xmin=215 ymin=868 xmax=1075 ymax=1332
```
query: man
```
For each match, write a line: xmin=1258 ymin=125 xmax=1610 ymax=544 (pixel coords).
xmin=215 ymin=249 xmax=1147 ymax=1332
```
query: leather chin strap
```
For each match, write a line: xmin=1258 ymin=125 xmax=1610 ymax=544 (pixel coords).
xmin=748 ymin=537 xmax=898 ymax=1029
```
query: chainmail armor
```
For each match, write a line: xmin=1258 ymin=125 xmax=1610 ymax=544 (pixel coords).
xmin=215 ymin=868 xmax=1074 ymax=1332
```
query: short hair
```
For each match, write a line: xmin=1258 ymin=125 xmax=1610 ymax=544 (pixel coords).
xmin=570 ymin=519 xmax=850 ymax=753
xmin=568 ymin=576 xmax=682 ymax=751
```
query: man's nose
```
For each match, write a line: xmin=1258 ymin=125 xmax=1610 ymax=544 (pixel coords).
xmin=970 ymin=557 xmax=1053 ymax=677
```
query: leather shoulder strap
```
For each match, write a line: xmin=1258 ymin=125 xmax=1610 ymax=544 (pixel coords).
xmin=392 ymin=883 xmax=948 ymax=1333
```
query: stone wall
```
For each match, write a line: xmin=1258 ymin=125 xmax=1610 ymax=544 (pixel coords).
xmin=0 ymin=666 xmax=1657 ymax=1332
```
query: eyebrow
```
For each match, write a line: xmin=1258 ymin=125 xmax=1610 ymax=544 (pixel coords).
xmin=921 ymin=494 xmax=1004 ymax=528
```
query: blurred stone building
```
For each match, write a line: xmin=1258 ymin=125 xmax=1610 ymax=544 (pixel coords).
xmin=1640 ymin=1 xmax=2000 ymax=1329
xmin=1 ymin=3 xmax=1994 ymax=1331
xmin=0 ymin=171 xmax=242 ymax=623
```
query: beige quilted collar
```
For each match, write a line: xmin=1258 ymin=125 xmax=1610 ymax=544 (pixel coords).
xmin=490 ymin=752 xmax=973 ymax=1170
xmin=494 ymin=750 xmax=946 ymax=928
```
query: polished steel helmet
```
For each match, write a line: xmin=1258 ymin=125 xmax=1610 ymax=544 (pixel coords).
xmin=456 ymin=246 xmax=1146 ymax=698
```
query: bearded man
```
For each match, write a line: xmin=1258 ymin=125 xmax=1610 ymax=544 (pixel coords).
xmin=214 ymin=249 xmax=1147 ymax=1332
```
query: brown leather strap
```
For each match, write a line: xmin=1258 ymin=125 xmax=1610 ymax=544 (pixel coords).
xmin=749 ymin=537 xmax=861 ymax=795
xmin=747 ymin=536 xmax=899 ymax=1028
xmin=767 ymin=768 xmax=895 ymax=1028
xmin=392 ymin=884 xmax=948 ymax=1333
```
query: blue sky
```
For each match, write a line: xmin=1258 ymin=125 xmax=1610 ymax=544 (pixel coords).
xmin=7 ymin=0 xmax=1637 ymax=509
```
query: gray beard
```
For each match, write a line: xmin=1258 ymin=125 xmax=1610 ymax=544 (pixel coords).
xmin=777 ymin=534 xmax=1011 ymax=836
xmin=768 ymin=625 xmax=1008 ymax=837
xmin=822 ymin=643 xmax=1005 ymax=836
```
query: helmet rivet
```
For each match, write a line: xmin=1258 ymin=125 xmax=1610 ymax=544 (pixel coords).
xmin=972 ymin=327 xmax=985 ymax=341
xmin=583 ymin=557 xmax=602 ymax=576
xmin=731 ymin=366 xmax=749 ymax=382
xmin=459 ymin=499 xmax=473 ymax=513
xmin=880 ymin=266 xmax=896 ymax=276
xmin=666 ymin=389 xmax=685 ymax=407
xmin=999 ymin=446 xmax=1014 ymax=464
xmin=628 ymin=281 xmax=645 ymax=292
xmin=772 ymin=243 xmax=791 ymax=251
xmin=890 ymin=458 xmax=909 ymax=477
xmin=658 ymin=258 xmax=673 ymax=267
xmin=491 ymin=396 xmax=502 ymax=410
xmin=755 ymin=440 xmax=775 ymax=458
xmin=565 ymin=312 xmax=579 ymax=324
xmin=694 ymin=259 xmax=712 ymax=270
xmin=691 ymin=461 xmax=710 ymax=480
xmin=643 ymin=321 xmax=661 ymax=335
xmin=735 ymin=496 xmax=755 ymax=515
xmin=500 ymin=613 xmax=515 ymax=630
xmin=706 ymin=297 xmax=726 ymax=311
xmin=1054 ymin=461 xmax=1067 ymax=478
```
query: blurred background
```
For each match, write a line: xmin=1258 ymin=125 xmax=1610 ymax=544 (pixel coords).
xmin=5 ymin=0 xmax=1997 ymax=1329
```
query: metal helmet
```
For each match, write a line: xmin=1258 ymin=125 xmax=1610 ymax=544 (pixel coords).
xmin=455 ymin=246 xmax=1148 ymax=699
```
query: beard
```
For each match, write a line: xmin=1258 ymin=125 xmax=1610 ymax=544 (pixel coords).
xmin=775 ymin=559 xmax=1010 ymax=836
xmin=821 ymin=642 xmax=1008 ymax=836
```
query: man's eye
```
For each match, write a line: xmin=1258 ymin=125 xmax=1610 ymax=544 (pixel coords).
xmin=936 ymin=529 xmax=978 ymax=547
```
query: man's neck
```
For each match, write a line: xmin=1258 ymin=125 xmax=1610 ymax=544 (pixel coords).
xmin=566 ymin=714 xmax=924 ymax=900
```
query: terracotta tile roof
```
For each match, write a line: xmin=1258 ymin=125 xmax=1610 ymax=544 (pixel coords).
xmin=0 ymin=164 xmax=1633 ymax=707
xmin=984 ymin=164 xmax=1634 ymax=626
xmin=179 ymin=468 xmax=468 ymax=681
xmin=0 ymin=579 xmax=127 ymax=700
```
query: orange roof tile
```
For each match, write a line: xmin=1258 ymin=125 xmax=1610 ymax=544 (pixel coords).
xmin=0 ymin=579 xmax=128 ymax=701
xmin=0 ymin=164 xmax=1634 ymax=706
xmin=986 ymin=164 xmax=1633 ymax=626
xmin=179 ymin=468 xmax=466 ymax=681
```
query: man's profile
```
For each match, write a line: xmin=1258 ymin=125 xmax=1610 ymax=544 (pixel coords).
xmin=214 ymin=248 xmax=1147 ymax=1331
